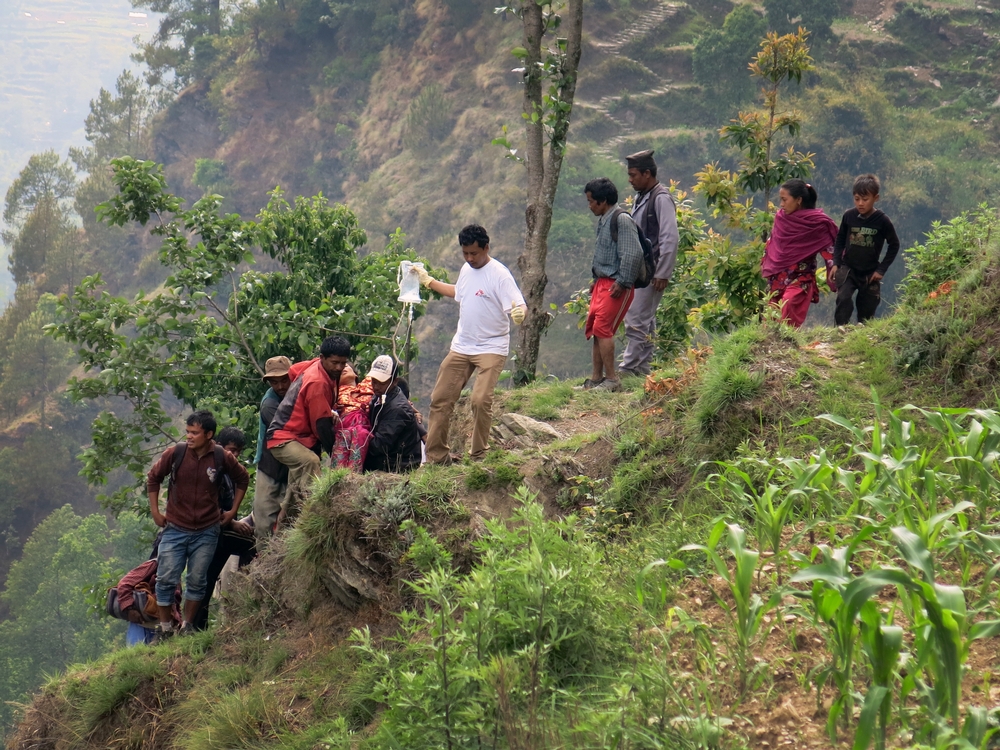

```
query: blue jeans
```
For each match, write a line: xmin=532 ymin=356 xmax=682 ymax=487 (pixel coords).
xmin=155 ymin=523 xmax=221 ymax=605
xmin=127 ymin=622 xmax=155 ymax=646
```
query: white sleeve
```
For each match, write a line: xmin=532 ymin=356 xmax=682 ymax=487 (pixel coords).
xmin=498 ymin=269 xmax=525 ymax=312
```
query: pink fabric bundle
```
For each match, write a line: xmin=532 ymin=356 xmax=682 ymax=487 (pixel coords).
xmin=761 ymin=208 xmax=838 ymax=278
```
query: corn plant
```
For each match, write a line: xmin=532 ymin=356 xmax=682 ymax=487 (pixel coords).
xmin=678 ymin=521 xmax=775 ymax=692
xmin=777 ymin=449 xmax=840 ymax=522
xmin=890 ymin=527 xmax=1000 ymax=744
xmin=853 ymin=603 xmax=904 ymax=750
xmin=789 ymin=526 xmax=912 ymax=741
xmin=911 ymin=407 xmax=1000 ymax=523
xmin=706 ymin=462 xmax=798 ymax=583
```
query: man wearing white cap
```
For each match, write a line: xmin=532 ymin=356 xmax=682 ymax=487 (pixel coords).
xmin=362 ymin=355 xmax=422 ymax=473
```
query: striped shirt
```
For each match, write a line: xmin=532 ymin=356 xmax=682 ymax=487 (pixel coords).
xmin=591 ymin=209 xmax=644 ymax=287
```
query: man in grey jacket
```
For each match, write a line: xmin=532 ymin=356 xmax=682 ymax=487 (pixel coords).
xmin=620 ymin=149 xmax=680 ymax=377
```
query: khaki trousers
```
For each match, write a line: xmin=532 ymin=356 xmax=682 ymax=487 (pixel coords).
xmin=269 ymin=440 xmax=321 ymax=519
xmin=251 ymin=469 xmax=287 ymax=541
xmin=426 ymin=351 xmax=506 ymax=463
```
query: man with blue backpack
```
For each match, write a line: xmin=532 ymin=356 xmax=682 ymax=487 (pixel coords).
xmin=147 ymin=410 xmax=249 ymax=640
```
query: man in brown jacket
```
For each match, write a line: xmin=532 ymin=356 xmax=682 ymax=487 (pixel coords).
xmin=147 ymin=410 xmax=249 ymax=639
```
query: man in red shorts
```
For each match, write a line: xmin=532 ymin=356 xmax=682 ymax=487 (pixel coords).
xmin=583 ymin=177 xmax=644 ymax=392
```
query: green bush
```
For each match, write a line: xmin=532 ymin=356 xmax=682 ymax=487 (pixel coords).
xmin=353 ymin=491 xmax=632 ymax=748
xmin=898 ymin=205 xmax=997 ymax=306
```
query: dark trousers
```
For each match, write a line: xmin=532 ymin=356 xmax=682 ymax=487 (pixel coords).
xmin=192 ymin=528 xmax=256 ymax=630
xmin=835 ymin=267 xmax=881 ymax=325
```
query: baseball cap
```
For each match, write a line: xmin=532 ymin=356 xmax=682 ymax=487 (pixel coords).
xmin=367 ymin=355 xmax=397 ymax=383
xmin=262 ymin=356 xmax=292 ymax=380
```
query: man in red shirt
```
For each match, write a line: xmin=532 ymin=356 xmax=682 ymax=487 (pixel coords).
xmin=147 ymin=410 xmax=250 ymax=638
xmin=266 ymin=336 xmax=351 ymax=516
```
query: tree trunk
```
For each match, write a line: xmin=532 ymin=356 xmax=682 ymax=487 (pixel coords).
xmin=513 ymin=0 xmax=584 ymax=384
xmin=207 ymin=0 xmax=221 ymax=36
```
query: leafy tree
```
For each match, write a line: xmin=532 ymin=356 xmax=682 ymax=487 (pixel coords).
xmin=764 ymin=0 xmax=839 ymax=39
xmin=2 ymin=152 xmax=76 ymax=246
xmin=8 ymin=195 xmax=72 ymax=286
xmin=700 ymin=29 xmax=815 ymax=213
xmin=51 ymin=157 xmax=440 ymax=515
xmin=494 ymin=0 xmax=584 ymax=384
xmin=192 ymin=158 xmax=231 ymax=196
xmin=686 ymin=30 xmax=816 ymax=331
xmin=132 ymin=0 xmax=223 ymax=88
xmin=70 ymin=71 xmax=161 ymax=173
xmin=0 ymin=296 xmax=74 ymax=427
xmin=693 ymin=5 xmax=768 ymax=107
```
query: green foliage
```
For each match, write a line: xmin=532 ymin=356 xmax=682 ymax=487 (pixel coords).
xmin=192 ymin=158 xmax=230 ymax=195
xmin=70 ymin=70 xmax=161 ymax=174
xmin=692 ymin=5 xmax=768 ymax=107
xmin=716 ymin=29 xmax=814 ymax=208
xmin=464 ymin=453 xmax=522 ymax=491
xmin=763 ymin=0 xmax=839 ymax=38
xmin=400 ymin=519 xmax=453 ymax=574
xmin=899 ymin=206 xmax=998 ymax=306
xmin=893 ymin=311 xmax=972 ymax=376
xmin=2 ymin=151 xmax=76 ymax=247
xmin=505 ymin=381 xmax=574 ymax=420
xmin=353 ymin=490 xmax=632 ymax=748
xmin=174 ymin=686 xmax=289 ymax=749
xmin=0 ymin=295 xmax=73 ymax=425
xmin=0 ymin=506 xmax=149 ymax=731
xmin=691 ymin=324 xmax=767 ymax=436
xmin=678 ymin=521 xmax=775 ymax=691
xmin=50 ymin=158 xmax=442 ymax=514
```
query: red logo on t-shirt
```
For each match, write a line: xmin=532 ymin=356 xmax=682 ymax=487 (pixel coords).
xmin=475 ymin=289 xmax=486 ymax=297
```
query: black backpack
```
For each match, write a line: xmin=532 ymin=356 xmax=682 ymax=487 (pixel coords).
xmin=170 ymin=443 xmax=235 ymax=512
xmin=610 ymin=208 xmax=656 ymax=289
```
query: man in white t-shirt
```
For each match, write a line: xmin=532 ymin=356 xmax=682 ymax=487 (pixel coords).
xmin=415 ymin=224 xmax=527 ymax=464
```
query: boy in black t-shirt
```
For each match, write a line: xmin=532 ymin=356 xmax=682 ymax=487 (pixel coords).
xmin=832 ymin=174 xmax=901 ymax=325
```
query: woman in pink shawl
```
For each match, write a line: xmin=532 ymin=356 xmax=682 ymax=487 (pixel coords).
xmin=761 ymin=179 xmax=839 ymax=327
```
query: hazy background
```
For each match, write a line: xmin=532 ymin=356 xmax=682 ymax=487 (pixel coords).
xmin=0 ymin=0 xmax=157 ymax=300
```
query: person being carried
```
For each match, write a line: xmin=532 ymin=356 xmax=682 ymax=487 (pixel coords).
xmin=761 ymin=179 xmax=839 ymax=328
xmin=362 ymin=355 xmax=422 ymax=474
xmin=266 ymin=336 xmax=351 ymax=517
xmin=252 ymin=356 xmax=293 ymax=541
xmin=832 ymin=173 xmax=900 ymax=325
xmin=147 ymin=410 xmax=249 ymax=641
xmin=114 ymin=556 xmax=182 ymax=647
xmin=415 ymin=225 xmax=526 ymax=465
xmin=332 ymin=365 xmax=374 ymax=472
xmin=583 ymin=177 xmax=644 ymax=392
xmin=620 ymin=150 xmax=679 ymax=377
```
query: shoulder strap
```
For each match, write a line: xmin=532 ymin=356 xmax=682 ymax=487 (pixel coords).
xmin=212 ymin=444 xmax=227 ymax=485
xmin=610 ymin=208 xmax=626 ymax=245
xmin=170 ymin=443 xmax=187 ymax=488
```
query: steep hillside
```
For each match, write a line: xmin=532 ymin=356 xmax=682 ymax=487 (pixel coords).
xmin=9 ymin=205 xmax=1000 ymax=750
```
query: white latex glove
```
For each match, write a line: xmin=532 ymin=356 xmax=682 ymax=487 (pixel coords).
xmin=414 ymin=265 xmax=434 ymax=288
xmin=510 ymin=302 xmax=526 ymax=325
